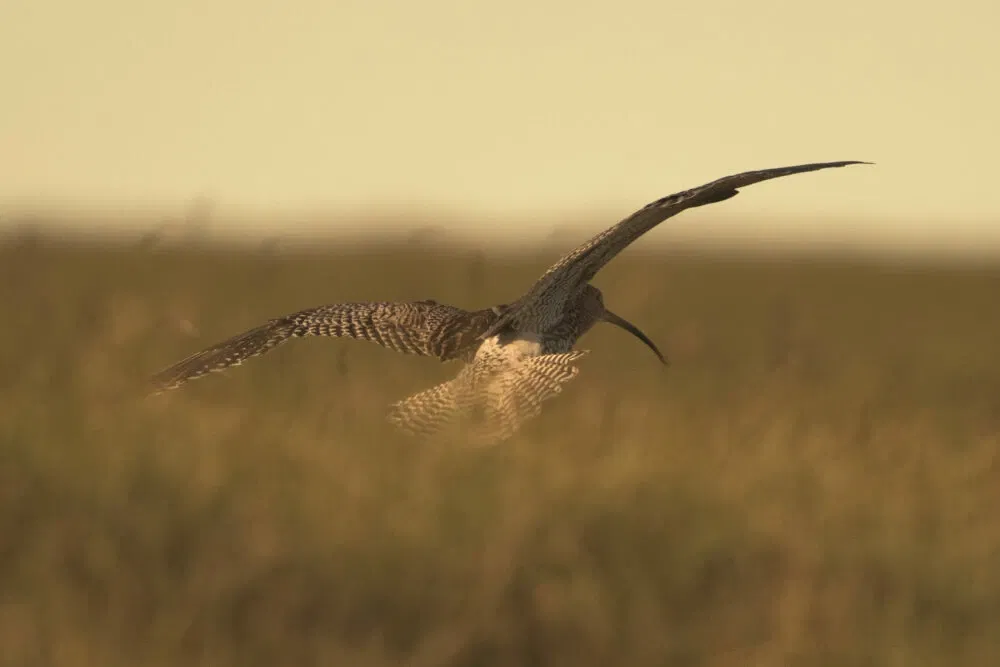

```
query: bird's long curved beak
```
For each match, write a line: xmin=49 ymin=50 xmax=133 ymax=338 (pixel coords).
xmin=601 ymin=309 xmax=668 ymax=365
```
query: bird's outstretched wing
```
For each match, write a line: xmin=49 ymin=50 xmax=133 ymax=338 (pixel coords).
xmin=151 ymin=300 xmax=498 ymax=393
xmin=387 ymin=346 xmax=588 ymax=445
xmin=483 ymin=160 xmax=870 ymax=337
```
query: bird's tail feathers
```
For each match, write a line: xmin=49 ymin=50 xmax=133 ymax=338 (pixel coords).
xmin=387 ymin=350 xmax=588 ymax=445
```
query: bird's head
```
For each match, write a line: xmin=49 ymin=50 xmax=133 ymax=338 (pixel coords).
xmin=580 ymin=285 xmax=667 ymax=365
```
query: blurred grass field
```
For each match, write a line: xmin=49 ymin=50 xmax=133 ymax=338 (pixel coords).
xmin=1 ymin=229 xmax=999 ymax=666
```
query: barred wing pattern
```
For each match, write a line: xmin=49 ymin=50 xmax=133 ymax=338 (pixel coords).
xmin=151 ymin=300 xmax=499 ymax=393
xmin=387 ymin=346 xmax=588 ymax=445
xmin=484 ymin=161 xmax=870 ymax=336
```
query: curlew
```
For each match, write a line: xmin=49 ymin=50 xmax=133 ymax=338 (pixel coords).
xmin=151 ymin=160 xmax=869 ymax=443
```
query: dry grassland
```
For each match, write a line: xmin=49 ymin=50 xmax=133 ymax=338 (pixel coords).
xmin=2 ymin=231 xmax=998 ymax=666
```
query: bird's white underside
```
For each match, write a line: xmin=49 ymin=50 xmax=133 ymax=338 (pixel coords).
xmin=476 ymin=333 xmax=545 ymax=362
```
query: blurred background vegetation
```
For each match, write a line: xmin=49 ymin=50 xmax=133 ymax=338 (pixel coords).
xmin=1 ymin=227 xmax=998 ymax=666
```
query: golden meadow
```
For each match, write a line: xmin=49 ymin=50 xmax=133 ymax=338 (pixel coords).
xmin=2 ymin=224 xmax=998 ymax=666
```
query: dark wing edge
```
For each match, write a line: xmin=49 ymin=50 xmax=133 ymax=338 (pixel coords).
xmin=149 ymin=300 xmax=498 ymax=394
xmin=482 ymin=160 xmax=871 ymax=338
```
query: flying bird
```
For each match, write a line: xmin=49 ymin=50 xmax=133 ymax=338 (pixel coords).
xmin=151 ymin=160 xmax=869 ymax=443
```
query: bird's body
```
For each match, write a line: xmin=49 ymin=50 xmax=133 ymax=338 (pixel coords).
xmin=152 ymin=160 xmax=870 ymax=443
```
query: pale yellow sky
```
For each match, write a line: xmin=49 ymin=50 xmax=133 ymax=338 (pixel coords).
xmin=2 ymin=0 xmax=998 ymax=252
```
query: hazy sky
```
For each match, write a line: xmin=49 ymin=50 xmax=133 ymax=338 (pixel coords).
xmin=2 ymin=0 xmax=998 ymax=252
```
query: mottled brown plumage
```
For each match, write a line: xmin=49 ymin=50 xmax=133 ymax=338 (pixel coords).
xmin=151 ymin=300 xmax=502 ymax=392
xmin=152 ymin=160 xmax=869 ymax=443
